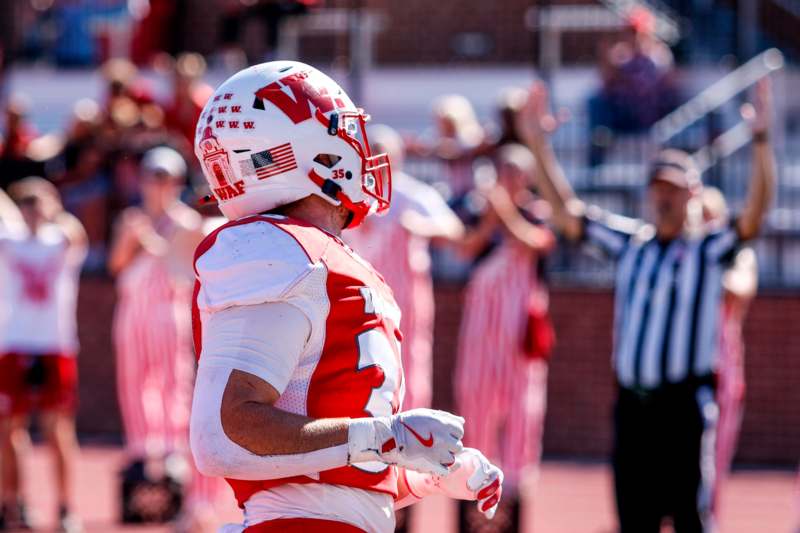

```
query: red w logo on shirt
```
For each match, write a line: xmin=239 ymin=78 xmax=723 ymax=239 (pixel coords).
xmin=12 ymin=259 xmax=57 ymax=304
xmin=253 ymin=71 xmax=345 ymax=124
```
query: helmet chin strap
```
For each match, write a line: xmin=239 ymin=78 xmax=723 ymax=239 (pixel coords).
xmin=307 ymin=169 xmax=368 ymax=228
xmin=343 ymin=210 xmax=355 ymax=228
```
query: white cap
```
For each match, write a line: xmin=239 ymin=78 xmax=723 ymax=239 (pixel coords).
xmin=141 ymin=146 xmax=187 ymax=178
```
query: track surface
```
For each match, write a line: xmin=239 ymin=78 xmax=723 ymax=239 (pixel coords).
xmin=15 ymin=446 xmax=796 ymax=532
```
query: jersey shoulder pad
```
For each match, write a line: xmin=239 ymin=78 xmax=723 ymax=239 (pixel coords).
xmin=194 ymin=216 xmax=316 ymax=311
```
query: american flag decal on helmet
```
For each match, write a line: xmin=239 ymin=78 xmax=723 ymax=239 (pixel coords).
xmin=251 ymin=143 xmax=298 ymax=180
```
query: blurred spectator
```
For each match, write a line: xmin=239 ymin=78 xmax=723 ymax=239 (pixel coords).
xmin=587 ymin=7 xmax=682 ymax=166
xmin=56 ymin=134 xmax=110 ymax=273
xmin=131 ymin=0 xmax=179 ymax=65
xmin=107 ymin=147 xmax=220 ymax=531
xmin=479 ymin=87 xmax=528 ymax=155
xmin=408 ymin=94 xmax=487 ymax=281
xmin=0 ymin=94 xmax=39 ymax=189
xmin=408 ymin=94 xmax=486 ymax=199
xmin=52 ymin=0 xmax=132 ymax=67
xmin=702 ymin=186 xmax=758 ymax=519
xmin=101 ymin=58 xmax=155 ymax=109
xmin=0 ymin=177 xmax=88 ymax=532
xmin=163 ymin=52 xmax=213 ymax=153
xmin=454 ymin=144 xmax=555 ymax=532
xmin=52 ymin=0 xmax=100 ymax=67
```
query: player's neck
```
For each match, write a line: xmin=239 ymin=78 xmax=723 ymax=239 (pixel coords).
xmin=281 ymin=196 xmax=348 ymax=237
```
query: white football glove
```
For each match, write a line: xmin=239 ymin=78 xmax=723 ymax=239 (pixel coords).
xmin=403 ymin=448 xmax=503 ymax=519
xmin=348 ymin=408 xmax=465 ymax=476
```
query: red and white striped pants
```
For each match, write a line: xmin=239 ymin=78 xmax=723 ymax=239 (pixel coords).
xmin=113 ymin=289 xmax=222 ymax=507
xmin=454 ymin=245 xmax=548 ymax=492
xmin=713 ymin=304 xmax=746 ymax=516
xmin=396 ymin=274 xmax=434 ymax=410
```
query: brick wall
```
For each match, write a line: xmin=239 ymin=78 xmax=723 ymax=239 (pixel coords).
xmin=370 ymin=0 xmax=610 ymax=64
xmin=75 ymin=279 xmax=800 ymax=464
xmin=179 ymin=0 xmax=612 ymax=65
xmin=75 ymin=278 xmax=120 ymax=436
xmin=430 ymin=285 xmax=800 ymax=465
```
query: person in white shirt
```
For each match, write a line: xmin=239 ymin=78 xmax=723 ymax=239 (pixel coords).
xmin=0 ymin=177 xmax=87 ymax=532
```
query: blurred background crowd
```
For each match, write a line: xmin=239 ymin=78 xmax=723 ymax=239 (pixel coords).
xmin=0 ymin=0 xmax=797 ymax=532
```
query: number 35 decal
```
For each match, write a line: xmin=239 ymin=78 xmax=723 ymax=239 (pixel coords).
xmin=332 ymin=168 xmax=346 ymax=179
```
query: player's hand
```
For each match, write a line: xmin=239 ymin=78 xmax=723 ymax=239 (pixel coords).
xmin=348 ymin=408 xmax=465 ymax=476
xmin=403 ymin=448 xmax=503 ymax=519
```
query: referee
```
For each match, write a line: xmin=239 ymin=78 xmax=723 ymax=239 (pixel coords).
xmin=517 ymin=79 xmax=776 ymax=532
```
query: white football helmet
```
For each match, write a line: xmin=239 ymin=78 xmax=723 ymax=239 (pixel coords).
xmin=194 ymin=61 xmax=391 ymax=227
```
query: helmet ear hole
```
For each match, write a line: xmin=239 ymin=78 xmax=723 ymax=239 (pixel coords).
xmin=313 ymin=153 xmax=342 ymax=168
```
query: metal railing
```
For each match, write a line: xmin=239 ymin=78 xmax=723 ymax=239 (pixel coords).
xmin=653 ymin=48 xmax=785 ymax=148
xmin=404 ymin=49 xmax=799 ymax=288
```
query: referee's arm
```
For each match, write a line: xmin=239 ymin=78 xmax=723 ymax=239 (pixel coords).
xmin=516 ymin=82 xmax=585 ymax=242
xmin=737 ymin=78 xmax=776 ymax=241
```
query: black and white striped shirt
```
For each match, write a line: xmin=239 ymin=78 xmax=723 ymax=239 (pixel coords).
xmin=584 ymin=212 xmax=741 ymax=390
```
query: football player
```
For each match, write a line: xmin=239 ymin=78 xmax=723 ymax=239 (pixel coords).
xmin=188 ymin=61 xmax=503 ymax=532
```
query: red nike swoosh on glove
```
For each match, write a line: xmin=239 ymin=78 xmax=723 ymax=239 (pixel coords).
xmin=477 ymin=478 xmax=501 ymax=500
xmin=481 ymin=488 xmax=502 ymax=513
xmin=481 ymin=492 xmax=501 ymax=513
xmin=400 ymin=421 xmax=434 ymax=447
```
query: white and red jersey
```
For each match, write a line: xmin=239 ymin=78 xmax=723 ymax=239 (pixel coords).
xmin=345 ymin=173 xmax=452 ymax=409
xmin=192 ymin=214 xmax=404 ymax=509
xmin=0 ymin=224 xmax=86 ymax=355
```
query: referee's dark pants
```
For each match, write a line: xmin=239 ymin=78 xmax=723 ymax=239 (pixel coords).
xmin=613 ymin=376 xmax=718 ymax=533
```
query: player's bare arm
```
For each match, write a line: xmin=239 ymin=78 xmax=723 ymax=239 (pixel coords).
xmin=191 ymin=296 xmax=465 ymax=481
xmin=218 ymin=368 xmax=501 ymax=518
xmin=517 ymin=82 xmax=585 ymax=241
xmin=220 ymin=364 xmax=487 ymax=520
xmin=220 ymin=369 xmax=350 ymax=455
xmin=737 ymin=78 xmax=776 ymax=241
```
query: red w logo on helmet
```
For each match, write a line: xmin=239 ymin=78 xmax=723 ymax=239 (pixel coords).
xmin=254 ymin=71 xmax=345 ymax=124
